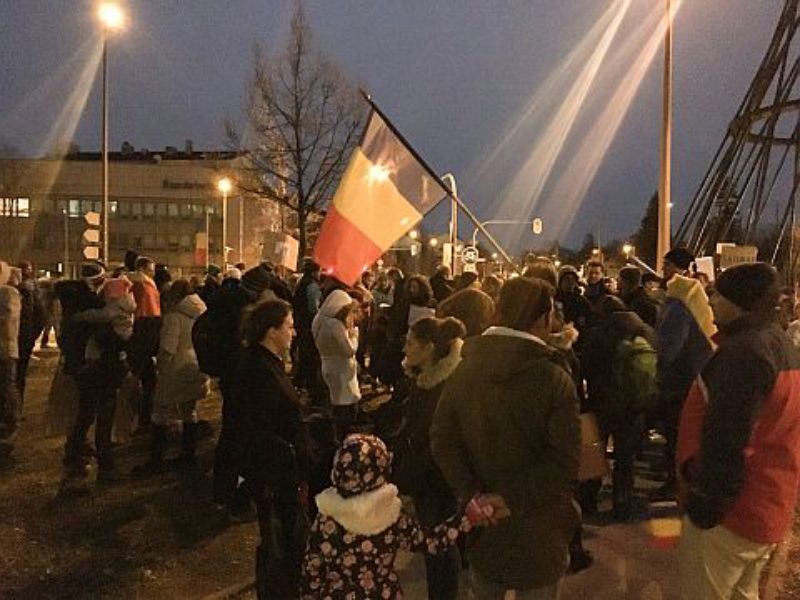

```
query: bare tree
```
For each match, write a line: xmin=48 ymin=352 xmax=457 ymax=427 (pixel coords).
xmin=227 ymin=2 xmax=364 ymax=263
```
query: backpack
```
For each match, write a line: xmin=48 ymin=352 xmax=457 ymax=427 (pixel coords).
xmin=614 ymin=335 xmax=658 ymax=413
xmin=192 ymin=310 xmax=227 ymax=377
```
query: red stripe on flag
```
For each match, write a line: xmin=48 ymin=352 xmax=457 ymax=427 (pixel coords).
xmin=314 ymin=205 xmax=383 ymax=286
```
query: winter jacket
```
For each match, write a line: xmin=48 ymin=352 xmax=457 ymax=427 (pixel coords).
xmin=230 ymin=344 xmax=306 ymax=486
xmin=153 ymin=294 xmax=209 ymax=422
xmin=0 ymin=285 xmax=21 ymax=360
xmin=75 ymin=294 xmax=137 ymax=361
xmin=622 ymin=286 xmax=659 ymax=328
xmin=292 ymin=275 xmax=322 ymax=331
xmin=581 ymin=311 xmax=654 ymax=417
xmin=203 ymin=284 xmax=254 ymax=384
xmin=312 ymin=290 xmax=360 ymax=407
xmin=396 ymin=338 xmax=463 ymax=499
xmin=431 ymin=327 xmax=581 ymax=589
xmin=54 ymin=280 xmax=103 ymax=374
xmin=130 ymin=271 xmax=161 ymax=319
xmin=301 ymin=484 xmax=470 ymax=599
xmin=677 ymin=316 xmax=800 ymax=544
xmin=17 ymin=278 xmax=44 ymax=354
xmin=430 ymin=274 xmax=454 ymax=303
xmin=555 ymin=290 xmax=593 ymax=331
xmin=656 ymin=275 xmax=716 ymax=404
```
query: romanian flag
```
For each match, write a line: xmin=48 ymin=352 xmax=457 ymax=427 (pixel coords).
xmin=314 ymin=107 xmax=449 ymax=285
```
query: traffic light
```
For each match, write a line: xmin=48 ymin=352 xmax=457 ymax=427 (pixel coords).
xmin=83 ymin=211 xmax=101 ymax=260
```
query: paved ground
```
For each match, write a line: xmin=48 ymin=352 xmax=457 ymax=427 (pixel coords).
xmin=1 ymin=348 xmax=798 ymax=599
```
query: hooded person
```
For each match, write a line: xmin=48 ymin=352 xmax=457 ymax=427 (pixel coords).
xmin=135 ymin=279 xmax=209 ymax=474
xmin=312 ymin=289 xmax=360 ymax=429
xmin=677 ymin=263 xmax=800 ymax=599
xmin=0 ymin=261 xmax=21 ymax=453
xmin=654 ymin=267 xmax=717 ymax=500
xmin=301 ymin=433 xmax=503 ymax=600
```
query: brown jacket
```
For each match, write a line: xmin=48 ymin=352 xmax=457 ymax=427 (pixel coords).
xmin=431 ymin=328 xmax=581 ymax=589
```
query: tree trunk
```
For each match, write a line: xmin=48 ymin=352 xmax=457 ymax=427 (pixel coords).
xmin=297 ymin=208 xmax=307 ymax=271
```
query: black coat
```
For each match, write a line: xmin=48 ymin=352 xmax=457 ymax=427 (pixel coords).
xmin=230 ymin=345 xmax=306 ymax=486
xmin=54 ymin=280 xmax=102 ymax=374
xmin=623 ymin=286 xmax=660 ymax=328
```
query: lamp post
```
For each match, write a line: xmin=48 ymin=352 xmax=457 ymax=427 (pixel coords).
xmin=471 ymin=219 xmax=540 ymax=248
xmin=217 ymin=177 xmax=232 ymax=266
xmin=97 ymin=2 xmax=125 ymax=264
xmin=657 ymin=0 xmax=674 ymax=274
xmin=238 ymin=195 xmax=244 ymax=265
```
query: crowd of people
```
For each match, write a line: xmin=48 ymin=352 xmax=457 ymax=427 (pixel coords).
xmin=0 ymin=245 xmax=799 ymax=599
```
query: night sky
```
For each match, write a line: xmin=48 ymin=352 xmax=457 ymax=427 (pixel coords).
xmin=0 ymin=1 xmax=780 ymax=248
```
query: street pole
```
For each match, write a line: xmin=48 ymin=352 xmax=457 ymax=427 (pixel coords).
xmin=222 ymin=189 xmax=228 ymax=267
xmin=238 ymin=195 xmax=244 ymax=264
xmin=63 ymin=209 xmax=69 ymax=276
xmin=657 ymin=0 xmax=673 ymax=274
xmin=102 ymin=30 xmax=109 ymax=264
xmin=442 ymin=173 xmax=458 ymax=275
xmin=205 ymin=208 xmax=210 ymax=270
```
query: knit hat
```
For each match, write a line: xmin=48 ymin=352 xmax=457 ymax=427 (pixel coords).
xmin=124 ymin=250 xmax=139 ymax=272
xmin=716 ymin=262 xmax=779 ymax=313
xmin=618 ymin=265 xmax=642 ymax=287
xmin=331 ymin=433 xmax=392 ymax=498
xmin=80 ymin=261 xmax=106 ymax=282
xmin=0 ymin=261 xmax=10 ymax=286
xmin=664 ymin=247 xmax=695 ymax=270
xmin=241 ymin=265 xmax=272 ymax=296
xmin=101 ymin=276 xmax=132 ymax=300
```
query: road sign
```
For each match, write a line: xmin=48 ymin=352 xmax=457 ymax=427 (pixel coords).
xmin=82 ymin=229 xmax=100 ymax=244
xmin=461 ymin=245 xmax=479 ymax=264
xmin=84 ymin=211 xmax=101 ymax=227
xmin=83 ymin=246 xmax=100 ymax=260
xmin=463 ymin=263 xmax=477 ymax=273
xmin=532 ymin=218 xmax=543 ymax=235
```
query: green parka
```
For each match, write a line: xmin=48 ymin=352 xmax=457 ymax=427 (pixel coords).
xmin=430 ymin=330 xmax=581 ymax=589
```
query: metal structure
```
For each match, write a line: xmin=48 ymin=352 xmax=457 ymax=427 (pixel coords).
xmin=676 ymin=0 xmax=800 ymax=274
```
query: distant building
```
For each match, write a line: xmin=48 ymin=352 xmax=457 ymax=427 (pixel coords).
xmin=0 ymin=142 xmax=283 ymax=275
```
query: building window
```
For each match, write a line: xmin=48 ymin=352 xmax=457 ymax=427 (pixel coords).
xmin=156 ymin=203 xmax=168 ymax=217
xmin=0 ymin=197 xmax=30 ymax=217
xmin=93 ymin=201 xmax=102 ymax=213
xmin=144 ymin=203 xmax=155 ymax=217
xmin=192 ymin=204 xmax=204 ymax=218
xmin=69 ymin=199 xmax=81 ymax=217
xmin=180 ymin=234 xmax=191 ymax=249
xmin=180 ymin=204 xmax=192 ymax=218
xmin=110 ymin=201 xmax=118 ymax=214
xmin=168 ymin=203 xmax=179 ymax=217
xmin=119 ymin=201 xmax=129 ymax=216
xmin=132 ymin=202 xmax=142 ymax=216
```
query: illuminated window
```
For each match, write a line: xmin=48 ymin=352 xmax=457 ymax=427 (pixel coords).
xmin=1 ymin=197 xmax=30 ymax=217
xmin=69 ymin=200 xmax=81 ymax=217
xmin=144 ymin=203 xmax=155 ymax=217
xmin=168 ymin=203 xmax=179 ymax=217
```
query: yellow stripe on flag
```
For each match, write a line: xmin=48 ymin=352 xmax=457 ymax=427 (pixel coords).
xmin=332 ymin=148 xmax=424 ymax=250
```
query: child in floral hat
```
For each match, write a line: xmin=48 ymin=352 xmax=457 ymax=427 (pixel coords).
xmin=300 ymin=433 xmax=508 ymax=599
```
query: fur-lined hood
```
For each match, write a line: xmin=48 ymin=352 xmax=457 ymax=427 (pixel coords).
xmin=403 ymin=337 xmax=463 ymax=390
xmin=315 ymin=483 xmax=402 ymax=536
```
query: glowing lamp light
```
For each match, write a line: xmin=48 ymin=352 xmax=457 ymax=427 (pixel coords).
xmin=98 ymin=2 xmax=125 ymax=29
xmin=491 ymin=252 xmax=499 ymax=260
xmin=554 ymin=260 xmax=562 ymax=268
xmin=217 ymin=177 xmax=233 ymax=193
xmin=592 ymin=248 xmax=600 ymax=255
xmin=622 ymin=243 xmax=634 ymax=256
xmin=368 ymin=164 xmax=391 ymax=183
xmin=408 ymin=229 xmax=419 ymax=240
xmin=429 ymin=238 xmax=439 ymax=247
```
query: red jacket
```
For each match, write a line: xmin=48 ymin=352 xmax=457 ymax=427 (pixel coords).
xmin=131 ymin=273 xmax=161 ymax=319
xmin=677 ymin=316 xmax=800 ymax=543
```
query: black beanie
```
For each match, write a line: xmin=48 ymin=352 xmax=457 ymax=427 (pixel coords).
xmin=664 ymin=247 xmax=695 ymax=270
xmin=241 ymin=265 xmax=272 ymax=296
xmin=716 ymin=262 xmax=779 ymax=312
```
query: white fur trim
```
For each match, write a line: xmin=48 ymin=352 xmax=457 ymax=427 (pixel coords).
xmin=315 ymin=484 xmax=402 ymax=536
xmin=414 ymin=338 xmax=463 ymax=390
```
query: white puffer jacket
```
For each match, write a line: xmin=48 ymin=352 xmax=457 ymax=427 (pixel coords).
xmin=312 ymin=290 xmax=360 ymax=406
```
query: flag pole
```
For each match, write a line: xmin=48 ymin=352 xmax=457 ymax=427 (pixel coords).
xmin=359 ymin=90 xmax=516 ymax=268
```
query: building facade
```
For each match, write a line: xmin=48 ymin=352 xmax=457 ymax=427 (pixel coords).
xmin=0 ymin=146 xmax=282 ymax=276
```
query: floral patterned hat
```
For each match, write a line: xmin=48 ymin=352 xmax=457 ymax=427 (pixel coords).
xmin=331 ymin=433 xmax=392 ymax=497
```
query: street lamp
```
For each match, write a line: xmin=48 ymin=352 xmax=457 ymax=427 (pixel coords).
xmin=217 ymin=177 xmax=232 ymax=265
xmin=97 ymin=2 xmax=125 ymax=264
xmin=429 ymin=237 xmax=439 ymax=247
xmin=622 ymin=243 xmax=634 ymax=257
xmin=408 ymin=229 xmax=419 ymax=240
